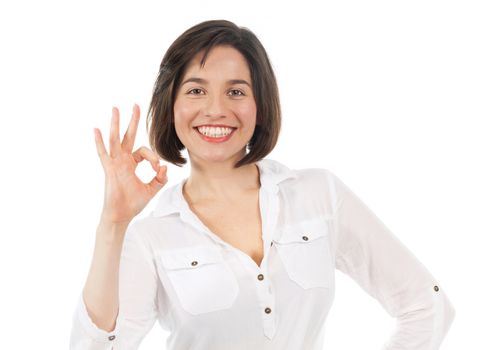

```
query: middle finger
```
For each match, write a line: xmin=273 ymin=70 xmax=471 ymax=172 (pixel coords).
xmin=121 ymin=104 xmax=140 ymax=152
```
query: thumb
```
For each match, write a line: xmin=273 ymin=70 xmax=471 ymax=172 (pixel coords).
xmin=147 ymin=165 xmax=168 ymax=194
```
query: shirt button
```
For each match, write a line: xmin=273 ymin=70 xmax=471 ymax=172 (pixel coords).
xmin=257 ymin=274 xmax=264 ymax=281
xmin=108 ymin=335 xmax=116 ymax=341
xmin=434 ymin=285 xmax=440 ymax=292
xmin=191 ymin=261 xmax=198 ymax=266
xmin=265 ymin=307 xmax=271 ymax=314
xmin=302 ymin=235 xmax=309 ymax=241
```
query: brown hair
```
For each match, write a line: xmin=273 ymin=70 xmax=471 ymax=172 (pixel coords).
xmin=146 ymin=19 xmax=281 ymax=168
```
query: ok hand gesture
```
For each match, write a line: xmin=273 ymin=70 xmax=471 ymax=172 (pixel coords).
xmin=94 ymin=104 xmax=168 ymax=225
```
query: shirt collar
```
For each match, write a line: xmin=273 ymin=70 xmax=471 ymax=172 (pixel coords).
xmin=152 ymin=158 xmax=297 ymax=218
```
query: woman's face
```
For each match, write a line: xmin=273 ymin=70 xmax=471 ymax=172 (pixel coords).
xmin=173 ymin=45 xmax=257 ymax=167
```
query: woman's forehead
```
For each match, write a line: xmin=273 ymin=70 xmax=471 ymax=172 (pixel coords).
xmin=181 ymin=46 xmax=251 ymax=82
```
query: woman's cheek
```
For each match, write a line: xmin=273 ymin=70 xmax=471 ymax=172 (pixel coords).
xmin=239 ymin=104 xmax=257 ymax=123
xmin=175 ymin=99 xmax=201 ymax=118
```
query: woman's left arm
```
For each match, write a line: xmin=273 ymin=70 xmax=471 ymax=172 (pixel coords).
xmin=326 ymin=170 xmax=456 ymax=349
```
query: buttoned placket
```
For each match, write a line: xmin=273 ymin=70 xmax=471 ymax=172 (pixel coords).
xmin=255 ymin=182 xmax=279 ymax=339
xmin=176 ymin=176 xmax=280 ymax=340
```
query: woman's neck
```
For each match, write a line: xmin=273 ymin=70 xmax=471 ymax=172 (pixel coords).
xmin=183 ymin=160 xmax=260 ymax=204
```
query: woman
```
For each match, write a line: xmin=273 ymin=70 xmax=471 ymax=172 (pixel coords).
xmin=69 ymin=20 xmax=455 ymax=349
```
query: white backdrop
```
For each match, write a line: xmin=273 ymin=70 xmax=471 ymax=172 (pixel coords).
xmin=0 ymin=0 xmax=476 ymax=349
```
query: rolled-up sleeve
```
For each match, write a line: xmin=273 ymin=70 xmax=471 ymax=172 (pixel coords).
xmin=69 ymin=222 xmax=159 ymax=350
xmin=327 ymin=170 xmax=455 ymax=349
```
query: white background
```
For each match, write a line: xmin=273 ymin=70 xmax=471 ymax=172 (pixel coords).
xmin=0 ymin=0 xmax=476 ymax=349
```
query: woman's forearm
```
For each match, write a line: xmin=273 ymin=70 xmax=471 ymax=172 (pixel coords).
xmin=82 ymin=218 xmax=130 ymax=332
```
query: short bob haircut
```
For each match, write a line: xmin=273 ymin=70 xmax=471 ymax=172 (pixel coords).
xmin=146 ymin=19 xmax=281 ymax=169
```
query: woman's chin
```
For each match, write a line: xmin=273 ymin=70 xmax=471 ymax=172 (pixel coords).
xmin=189 ymin=151 xmax=246 ymax=165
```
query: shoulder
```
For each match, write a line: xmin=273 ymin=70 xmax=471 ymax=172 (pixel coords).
xmin=264 ymin=158 xmax=335 ymax=190
xmin=294 ymin=167 xmax=333 ymax=185
xmin=263 ymin=158 xmax=339 ymax=209
xmin=291 ymin=167 xmax=337 ymax=203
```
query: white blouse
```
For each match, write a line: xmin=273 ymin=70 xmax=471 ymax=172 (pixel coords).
xmin=69 ymin=158 xmax=455 ymax=349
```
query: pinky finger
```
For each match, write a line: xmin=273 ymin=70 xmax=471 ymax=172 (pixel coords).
xmin=94 ymin=128 xmax=108 ymax=163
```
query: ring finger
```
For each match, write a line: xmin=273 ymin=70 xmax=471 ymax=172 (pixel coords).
xmin=109 ymin=107 xmax=121 ymax=157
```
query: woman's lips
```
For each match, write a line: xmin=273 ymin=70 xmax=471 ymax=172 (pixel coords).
xmin=194 ymin=127 xmax=236 ymax=143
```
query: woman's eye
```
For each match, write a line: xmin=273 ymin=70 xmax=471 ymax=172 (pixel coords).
xmin=186 ymin=88 xmax=245 ymax=96
xmin=229 ymin=89 xmax=245 ymax=96
xmin=187 ymin=88 xmax=204 ymax=95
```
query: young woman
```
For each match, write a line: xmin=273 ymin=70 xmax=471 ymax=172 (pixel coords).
xmin=69 ymin=20 xmax=455 ymax=349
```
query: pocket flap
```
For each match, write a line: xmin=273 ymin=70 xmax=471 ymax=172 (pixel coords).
xmin=160 ymin=246 xmax=224 ymax=270
xmin=274 ymin=218 xmax=329 ymax=244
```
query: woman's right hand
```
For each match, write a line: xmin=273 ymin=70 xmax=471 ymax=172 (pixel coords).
xmin=94 ymin=104 xmax=168 ymax=225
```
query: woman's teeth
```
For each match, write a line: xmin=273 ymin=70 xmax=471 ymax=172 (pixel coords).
xmin=197 ymin=126 xmax=234 ymax=138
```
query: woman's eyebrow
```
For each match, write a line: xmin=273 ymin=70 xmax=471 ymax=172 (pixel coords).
xmin=180 ymin=77 xmax=251 ymax=87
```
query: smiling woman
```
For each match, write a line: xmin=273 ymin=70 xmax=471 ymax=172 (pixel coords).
xmin=174 ymin=46 xmax=257 ymax=163
xmin=70 ymin=19 xmax=455 ymax=350
xmin=146 ymin=20 xmax=281 ymax=169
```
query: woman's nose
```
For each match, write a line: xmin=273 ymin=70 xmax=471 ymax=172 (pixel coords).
xmin=204 ymin=94 xmax=227 ymax=118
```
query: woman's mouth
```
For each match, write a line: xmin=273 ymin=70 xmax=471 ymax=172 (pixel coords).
xmin=194 ymin=126 xmax=236 ymax=143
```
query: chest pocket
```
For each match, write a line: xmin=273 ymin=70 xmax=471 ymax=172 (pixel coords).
xmin=272 ymin=218 xmax=334 ymax=289
xmin=159 ymin=245 xmax=239 ymax=315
